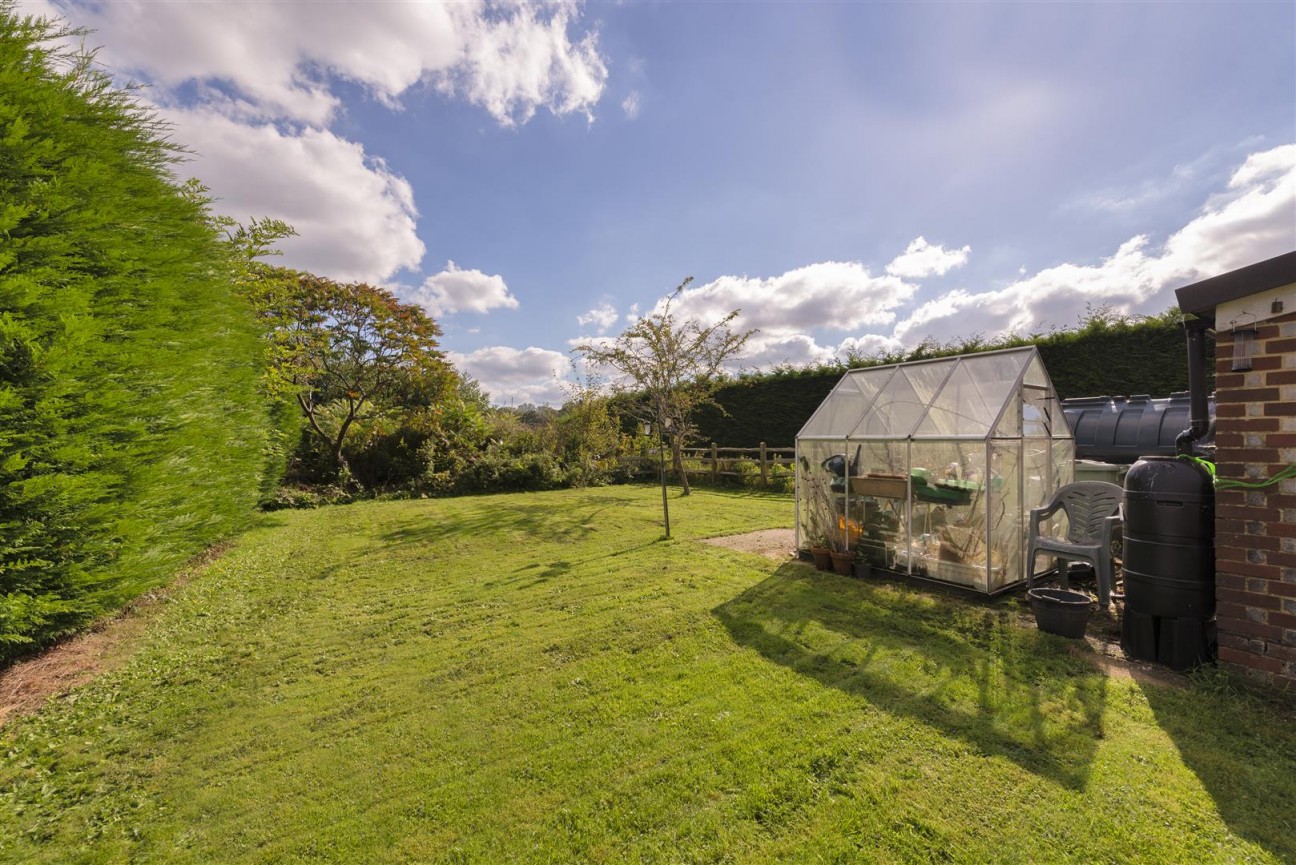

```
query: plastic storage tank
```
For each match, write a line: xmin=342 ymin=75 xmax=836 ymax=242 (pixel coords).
xmin=1120 ymin=456 xmax=1216 ymax=670
xmin=1062 ymin=393 xmax=1215 ymax=464
xmin=1073 ymin=459 xmax=1127 ymax=486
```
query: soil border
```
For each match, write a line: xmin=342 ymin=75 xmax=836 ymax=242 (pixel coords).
xmin=0 ymin=543 xmax=229 ymax=729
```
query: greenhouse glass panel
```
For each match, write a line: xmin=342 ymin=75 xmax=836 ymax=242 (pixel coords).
xmin=904 ymin=362 xmax=955 ymax=411
xmin=796 ymin=346 xmax=1072 ymax=595
xmin=915 ymin=352 xmax=1027 ymax=438
xmin=796 ymin=439 xmax=844 ymax=548
xmin=799 ymin=367 xmax=896 ymax=438
xmin=994 ymin=399 xmax=1022 ymax=438
xmin=1024 ymin=387 xmax=1060 ymax=438
xmin=1024 ymin=356 xmax=1049 ymax=388
xmin=914 ymin=362 xmax=990 ymax=437
xmin=853 ymin=361 xmax=947 ymax=438
xmin=1052 ymin=440 xmax=1075 ymax=484
xmin=989 ymin=443 xmax=1023 ymax=592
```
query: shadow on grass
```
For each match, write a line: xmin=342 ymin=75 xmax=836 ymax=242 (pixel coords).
xmin=1138 ymin=678 xmax=1296 ymax=862
xmin=377 ymin=491 xmax=643 ymax=554
xmin=714 ymin=564 xmax=1107 ymax=790
xmin=371 ymin=491 xmax=669 ymax=592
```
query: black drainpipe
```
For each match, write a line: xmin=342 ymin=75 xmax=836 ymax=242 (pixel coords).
xmin=1176 ymin=318 xmax=1211 ymax=456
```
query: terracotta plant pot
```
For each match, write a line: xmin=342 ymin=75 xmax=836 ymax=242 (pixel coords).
xmin=809 ymin=546 xmax=832 ymax=571
xmin=830 ymin=550 xmax=854 ymax=576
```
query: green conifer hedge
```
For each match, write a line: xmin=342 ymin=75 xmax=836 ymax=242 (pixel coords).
xmin=0 ymin=8 xmax=275 ymax=660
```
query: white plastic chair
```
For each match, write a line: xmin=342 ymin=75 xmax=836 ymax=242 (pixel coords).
xmin=1026 ymin=481 xmax=1123 ymax=608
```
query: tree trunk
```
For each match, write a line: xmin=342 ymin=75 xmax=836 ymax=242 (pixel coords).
xmin=331 ymin=437 xmax=360 ymax=491
xmin=331 ymin=404 xmax=362 ymax=490
xmin=672 ymin=436 xmax=691 ymax=496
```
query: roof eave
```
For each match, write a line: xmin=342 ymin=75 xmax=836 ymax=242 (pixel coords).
xmin=1174 ymin=250 xmax=1296 ymax=321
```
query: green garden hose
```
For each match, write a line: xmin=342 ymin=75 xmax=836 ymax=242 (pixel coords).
xmin=1178 ymin=455 xmax=1296 ymax=490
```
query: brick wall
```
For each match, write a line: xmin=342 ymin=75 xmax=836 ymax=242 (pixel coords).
xmin=1213 ymin=310 xmax=1296 ymax=690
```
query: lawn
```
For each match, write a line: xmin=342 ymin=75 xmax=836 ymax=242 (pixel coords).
xmin=1 ymin=486 xmax=1292 ymax=864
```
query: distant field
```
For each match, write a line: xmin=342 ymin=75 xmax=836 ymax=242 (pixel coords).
xmin=1 ymin=486 xmax=1292 ymax=864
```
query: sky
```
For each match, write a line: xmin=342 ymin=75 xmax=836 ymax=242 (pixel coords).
xmin=22 ymin=0 xmax=1296 ymax=406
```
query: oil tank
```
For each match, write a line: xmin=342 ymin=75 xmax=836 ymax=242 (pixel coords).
xmin=1062 ymin=394 xmax=1215 ymax=464
xmin=1121 ymin=456 xmax=1215 ymax=669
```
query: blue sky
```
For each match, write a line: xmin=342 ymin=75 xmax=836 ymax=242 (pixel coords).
xmin=28 ymin=0 xmax=1296 ymax=404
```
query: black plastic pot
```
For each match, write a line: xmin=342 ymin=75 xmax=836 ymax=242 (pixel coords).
xmin=1028 ymin=588 xmax=1094 ymax=639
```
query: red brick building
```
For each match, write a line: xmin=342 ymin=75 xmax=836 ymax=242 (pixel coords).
xmin=1176 ymin=251 xmax=1296 ymax=691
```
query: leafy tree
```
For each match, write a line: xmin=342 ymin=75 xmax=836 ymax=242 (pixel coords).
xmin=217 ymin=212 xmax=298 ymax=265
xmin=244 ymin=271 xmax=447 ymax=483
xmin=414 ymin=379 xmax=495 ymax=494
xmin=574 ymin=278 xmax=754 ymax=495
xmin=554 ymin=370 xmax=627 ymax=487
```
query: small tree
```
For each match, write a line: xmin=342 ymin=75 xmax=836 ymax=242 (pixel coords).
xmin=555 ymin=369 xmax=627 ymax=486
xmin=573 ymin=278 xmax=754 ymax=495
xmin=246 ymin=271 xmax=446 ymax=484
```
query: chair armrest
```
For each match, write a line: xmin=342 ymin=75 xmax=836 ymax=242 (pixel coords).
xmin=1029 ymin=500 xmax=1062 ymax=538
xmin=1100 ymin=512 xmax=1122 ymax=547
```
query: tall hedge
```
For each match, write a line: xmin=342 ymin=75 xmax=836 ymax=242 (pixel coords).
xmin=0 ymin=8 xmax=275 ymax=660
xmin=693 ymin=312 xmax=1210 ymax=448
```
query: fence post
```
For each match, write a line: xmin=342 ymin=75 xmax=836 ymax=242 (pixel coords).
xmin=710 ymin=443 xmax=718 ymax=483
xmin=759 ymin=441 xmax=768 ymax=488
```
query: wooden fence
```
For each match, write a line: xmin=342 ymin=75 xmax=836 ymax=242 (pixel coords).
xmin=618 ymin=443 xmax=796 ymax=490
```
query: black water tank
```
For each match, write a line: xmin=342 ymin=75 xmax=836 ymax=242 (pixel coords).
xmin=1122 ymin=456 xmax=1215 ymax=619
xmin=1062 ymin=393 xmax=1215 ymax=464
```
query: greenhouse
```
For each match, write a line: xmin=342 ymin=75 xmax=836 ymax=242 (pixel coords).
xmin=796 ymin=347 xmax=1074 ymax=594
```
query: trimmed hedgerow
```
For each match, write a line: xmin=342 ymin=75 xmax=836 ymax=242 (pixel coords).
xmin=0 ymin=7 xmax=275 ymax=660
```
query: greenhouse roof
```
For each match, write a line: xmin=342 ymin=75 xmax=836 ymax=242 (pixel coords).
xmin=797 ymin=346 xmax=1065 ymax=441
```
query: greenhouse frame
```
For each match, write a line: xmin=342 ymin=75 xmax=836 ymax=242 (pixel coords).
xmin=795 ymin=346 xmax=1074 ymax=595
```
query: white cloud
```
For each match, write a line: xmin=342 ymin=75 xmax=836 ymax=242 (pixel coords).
xmin=455 ymin=2 xmax=608 ymax=126
xmin=891 ymin=143 xmax=1296 ymax=345
xmin=836 ymin=332 xmax=906 ymax=360
xmin=886 ymin=237 xmax=971 ymax=279
xmin=575 ymin=258 xmax=920 ymax=378
xmin=738 ymin=333 xmax=840 ymax=370
xmin=484 ymin=146 xmax=1293 ymax=406
xmin=449 ymin=345 xmax=569 ymax=406
xmin=891 ymin=237 xmax=1168 ymax=343
xmin=1067 ymin=177 xmax=1175 ymax=216
xmin=408 ymin=261 xmax=518 ymax=317
xmin=165 ymin=107 xmax=423 ymax=283
xmin=502 ymin=144 xmax=1285 ymax=407
xmin=479 ymin=144 xmax=1292 ymax=404
xmin=437 ymin=2 xmax=609 ymax=127
xmin=621 ymin=90 xmax=640 ymax=120
xmin=888 ymin=289 xmax=978 ymax=343
xmin=48 ymin=0 xmax=608 ymax=127
xmin=1163 ymin=143 xmax=1296 ymax=278
xmin=627 ymin=144 xmax=1296 ymax=375
xmin=1226 ymin=143 xmax=1296 ymax=190
xmin=1061 ymin=143 xmax=1254 ymax=217
xmin=29 ymin=0 xmax=609 ymax=283
xmin=663 ymin=261 xmax=918 ymax=339
xmin=576 ymin=302 xmax=619 ymax=332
